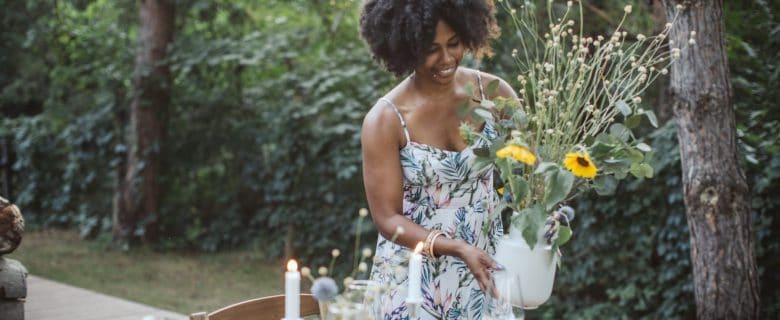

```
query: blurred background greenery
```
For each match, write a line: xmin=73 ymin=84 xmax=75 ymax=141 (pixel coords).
xmin=1 ymin=0 xmax=777 ymax=318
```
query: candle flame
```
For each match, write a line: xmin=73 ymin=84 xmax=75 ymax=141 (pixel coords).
xmin=414 ymin=242 xmax=424 ymax=254
xmin=287 ymin=259 xmax=298 ymax=272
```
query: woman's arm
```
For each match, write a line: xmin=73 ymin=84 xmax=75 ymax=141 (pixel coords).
xmin=361 ymin=101 xmax=426 ymax=246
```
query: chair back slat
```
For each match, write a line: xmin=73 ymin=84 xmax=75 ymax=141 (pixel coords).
xmin=189 ymin=312 xmax=208 ymax=320
xmin=190 ymin=294 xmax=319 ymax=320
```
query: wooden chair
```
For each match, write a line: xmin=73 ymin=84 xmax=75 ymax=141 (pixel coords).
xmin=190 ymin=294 xmax=320 ymax=320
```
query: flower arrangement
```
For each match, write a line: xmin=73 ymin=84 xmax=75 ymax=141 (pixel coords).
xmin=460 ymin=0 xmax=694 ymax=251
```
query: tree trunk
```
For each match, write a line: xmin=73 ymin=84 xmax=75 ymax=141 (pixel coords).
xmin=115 ymin=0 xmax=174 ymax=245
xmin=661 ymin=1 xmax=760 ymax=318
xmin=112 ymin=95 xmax=129 ymax=247
xmin=0 ymin=137 xmax=13 ymax=200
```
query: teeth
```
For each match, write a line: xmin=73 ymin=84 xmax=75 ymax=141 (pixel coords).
xmin=436 ymin=66 xmax=455 ymax=77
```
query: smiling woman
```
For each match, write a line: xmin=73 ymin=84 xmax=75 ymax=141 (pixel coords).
xmin=358 ymin=0 xmax=517 ymax=319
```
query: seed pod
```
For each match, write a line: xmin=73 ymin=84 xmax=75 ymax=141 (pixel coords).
xmin=559 ymin=205 xmax=575 ymax=222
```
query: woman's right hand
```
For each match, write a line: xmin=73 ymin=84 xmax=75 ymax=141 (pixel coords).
xmin=456 ymin=243 xmax=498 ymax=294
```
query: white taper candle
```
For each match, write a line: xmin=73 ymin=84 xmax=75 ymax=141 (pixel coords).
xmin=406 ymin=242 xmax=424 ymax=304
xmin=285 ymin=259 xmax=300 ymax=320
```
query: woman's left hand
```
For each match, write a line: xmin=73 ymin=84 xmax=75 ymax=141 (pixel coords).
xmin=456 ymin=243 xmax=498 ymax=294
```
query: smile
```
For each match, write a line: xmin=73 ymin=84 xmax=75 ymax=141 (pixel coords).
xmin=434 ymin=66 xmax=456 ymax=78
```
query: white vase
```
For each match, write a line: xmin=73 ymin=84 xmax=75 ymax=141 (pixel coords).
xmin=492 ymin=225 xmax=557 ymax=309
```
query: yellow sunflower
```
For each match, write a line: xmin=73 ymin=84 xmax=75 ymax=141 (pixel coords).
xmin=563 ymin=152 xmax=598 ymax=178
xmin=496 ymin=145 xmax=537 ymax=165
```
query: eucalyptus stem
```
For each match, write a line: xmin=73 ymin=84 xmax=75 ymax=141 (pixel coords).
xmin=352 ymin=216 xmax=363 ymax=272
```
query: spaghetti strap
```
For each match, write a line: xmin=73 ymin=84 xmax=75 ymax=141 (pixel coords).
xmin=380 ymin=97 xmax=411 ymax=145
xmin=476 ymin=71 xmax=486 ymax=100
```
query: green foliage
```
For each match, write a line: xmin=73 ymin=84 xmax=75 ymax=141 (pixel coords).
xmin=155 ymin=0 xmax=392 ymax=259
xmin=2 ymin=0 xmax=391 ymax=265
xmin=1 ymin=0 xmax=134 ymax=237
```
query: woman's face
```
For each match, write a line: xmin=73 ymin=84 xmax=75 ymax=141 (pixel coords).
xmin=415 ymin=20 xmax=464 ymax=85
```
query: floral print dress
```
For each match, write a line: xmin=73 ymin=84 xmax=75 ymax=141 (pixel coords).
xmin=370 ymin=72 xmax=503 ymax=320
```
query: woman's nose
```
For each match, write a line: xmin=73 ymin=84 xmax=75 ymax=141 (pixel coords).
xmin=442 ymin=48 xmax=455 ymax=64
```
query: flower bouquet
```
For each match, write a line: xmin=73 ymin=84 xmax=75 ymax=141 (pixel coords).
xmin=459 ymin=0 xmax=694 ymax=308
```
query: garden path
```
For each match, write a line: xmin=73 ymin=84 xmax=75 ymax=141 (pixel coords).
xmin=25 ymin=275 xmax=187 ymax=320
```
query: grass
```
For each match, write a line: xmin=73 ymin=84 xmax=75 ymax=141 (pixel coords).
xmin=7 ymin=229 xmax=287 ymax=314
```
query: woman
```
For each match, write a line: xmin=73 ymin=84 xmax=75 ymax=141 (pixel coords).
xmin=360 ymin=0 xmax=518 ymax=318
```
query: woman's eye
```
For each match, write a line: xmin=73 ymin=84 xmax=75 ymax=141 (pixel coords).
xmin=448 ymin=41 xmax=460 ymax=47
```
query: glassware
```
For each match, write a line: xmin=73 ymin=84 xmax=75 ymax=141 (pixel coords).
xmin=342 ymin=280 xmax=380 ymax=319
xmin=345 ymin=280 xmax=380 ymax=305
xmin=326 ymin=302 xmax=362 ymax=320
xmin=483 ymin=269 xmax=524 ymax=320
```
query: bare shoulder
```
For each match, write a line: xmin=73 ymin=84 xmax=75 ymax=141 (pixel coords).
xmin=474 ymin=69 xmax=518 ymax=100
xmin=362 ymin=99 xmax=404 ymax=149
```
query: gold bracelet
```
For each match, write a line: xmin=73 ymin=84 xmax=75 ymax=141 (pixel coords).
xmin=428 ymin=232 xmax=446 ymax=258
xmin=422 ymin=230 xmax=438 ymax=257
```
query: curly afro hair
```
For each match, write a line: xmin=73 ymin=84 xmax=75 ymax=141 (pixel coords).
xmin=360 ymin=0 xmax=500 ymax=78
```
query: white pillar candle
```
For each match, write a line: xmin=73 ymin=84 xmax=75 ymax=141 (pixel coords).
xmin=406 ymin=242 xmax=424 ymax=304
xmin=285 ymin=259 xmax=300 ymax=320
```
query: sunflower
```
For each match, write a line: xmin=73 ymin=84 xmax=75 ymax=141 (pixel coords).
xmin=563 ymin=152 xmax=598 ymax=178
xmin=496 ymin=145 xmax=537 ymax=165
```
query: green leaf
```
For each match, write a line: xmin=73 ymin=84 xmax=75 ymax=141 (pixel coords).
xmin=644 ymin=110 xmax=659 ymax=128
xmin=534 ymin=161 xmax=558 ymax=174
xmin=643 ymin=163 xmax=655 ymax=178
xmin=513 ymin=109 xmax=529 ymax=128
xmin=589 ymin=138 xmax=617 ymax=158
xmin=636 ymin=142 xmax=652 ymax=152
xmin=602 ymin=157 xmax=629 ymax=165
xmin=473 ymin=108 xmax=494 ymax=121
xmin=543 ymin=168 xmax=575 ymax=211
xmin=609 ymin=123 xmax=631 ymax=142
xmin=616 ymin=100 xmax=632 ymax=116
xmin=556 ymin=225 xmax=572 ymax=246
xmin=487 ymin=79 xmax=500 ymax=97
xmin=627 ymin=148 xmax=644 ymax=162
xmin=624 ymin=115 xmax=642 ymax=129
xmin=473 ymin=146 xmax=491 ymax=158
xmin=499 ymin=119 xmax=516 ymax=130
xmin=472 ymin=157 xmax=493 ymax=171
xmin=465 ymin=83 xmax=476 ymax=98
xmin=516 ymin=205 xmax=545 ymax=250
xmin=630 ymin=162 xmax=654 ymax=178
xmin=489 ymin=138 xmax=507 ymax=158
xmin=497 ymin=157 xmax=514 ymax=181
xmin=480 ymin=99 xmax=495 ymax=109
xmin=509 ymin=177 xmax=529 ymax=204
